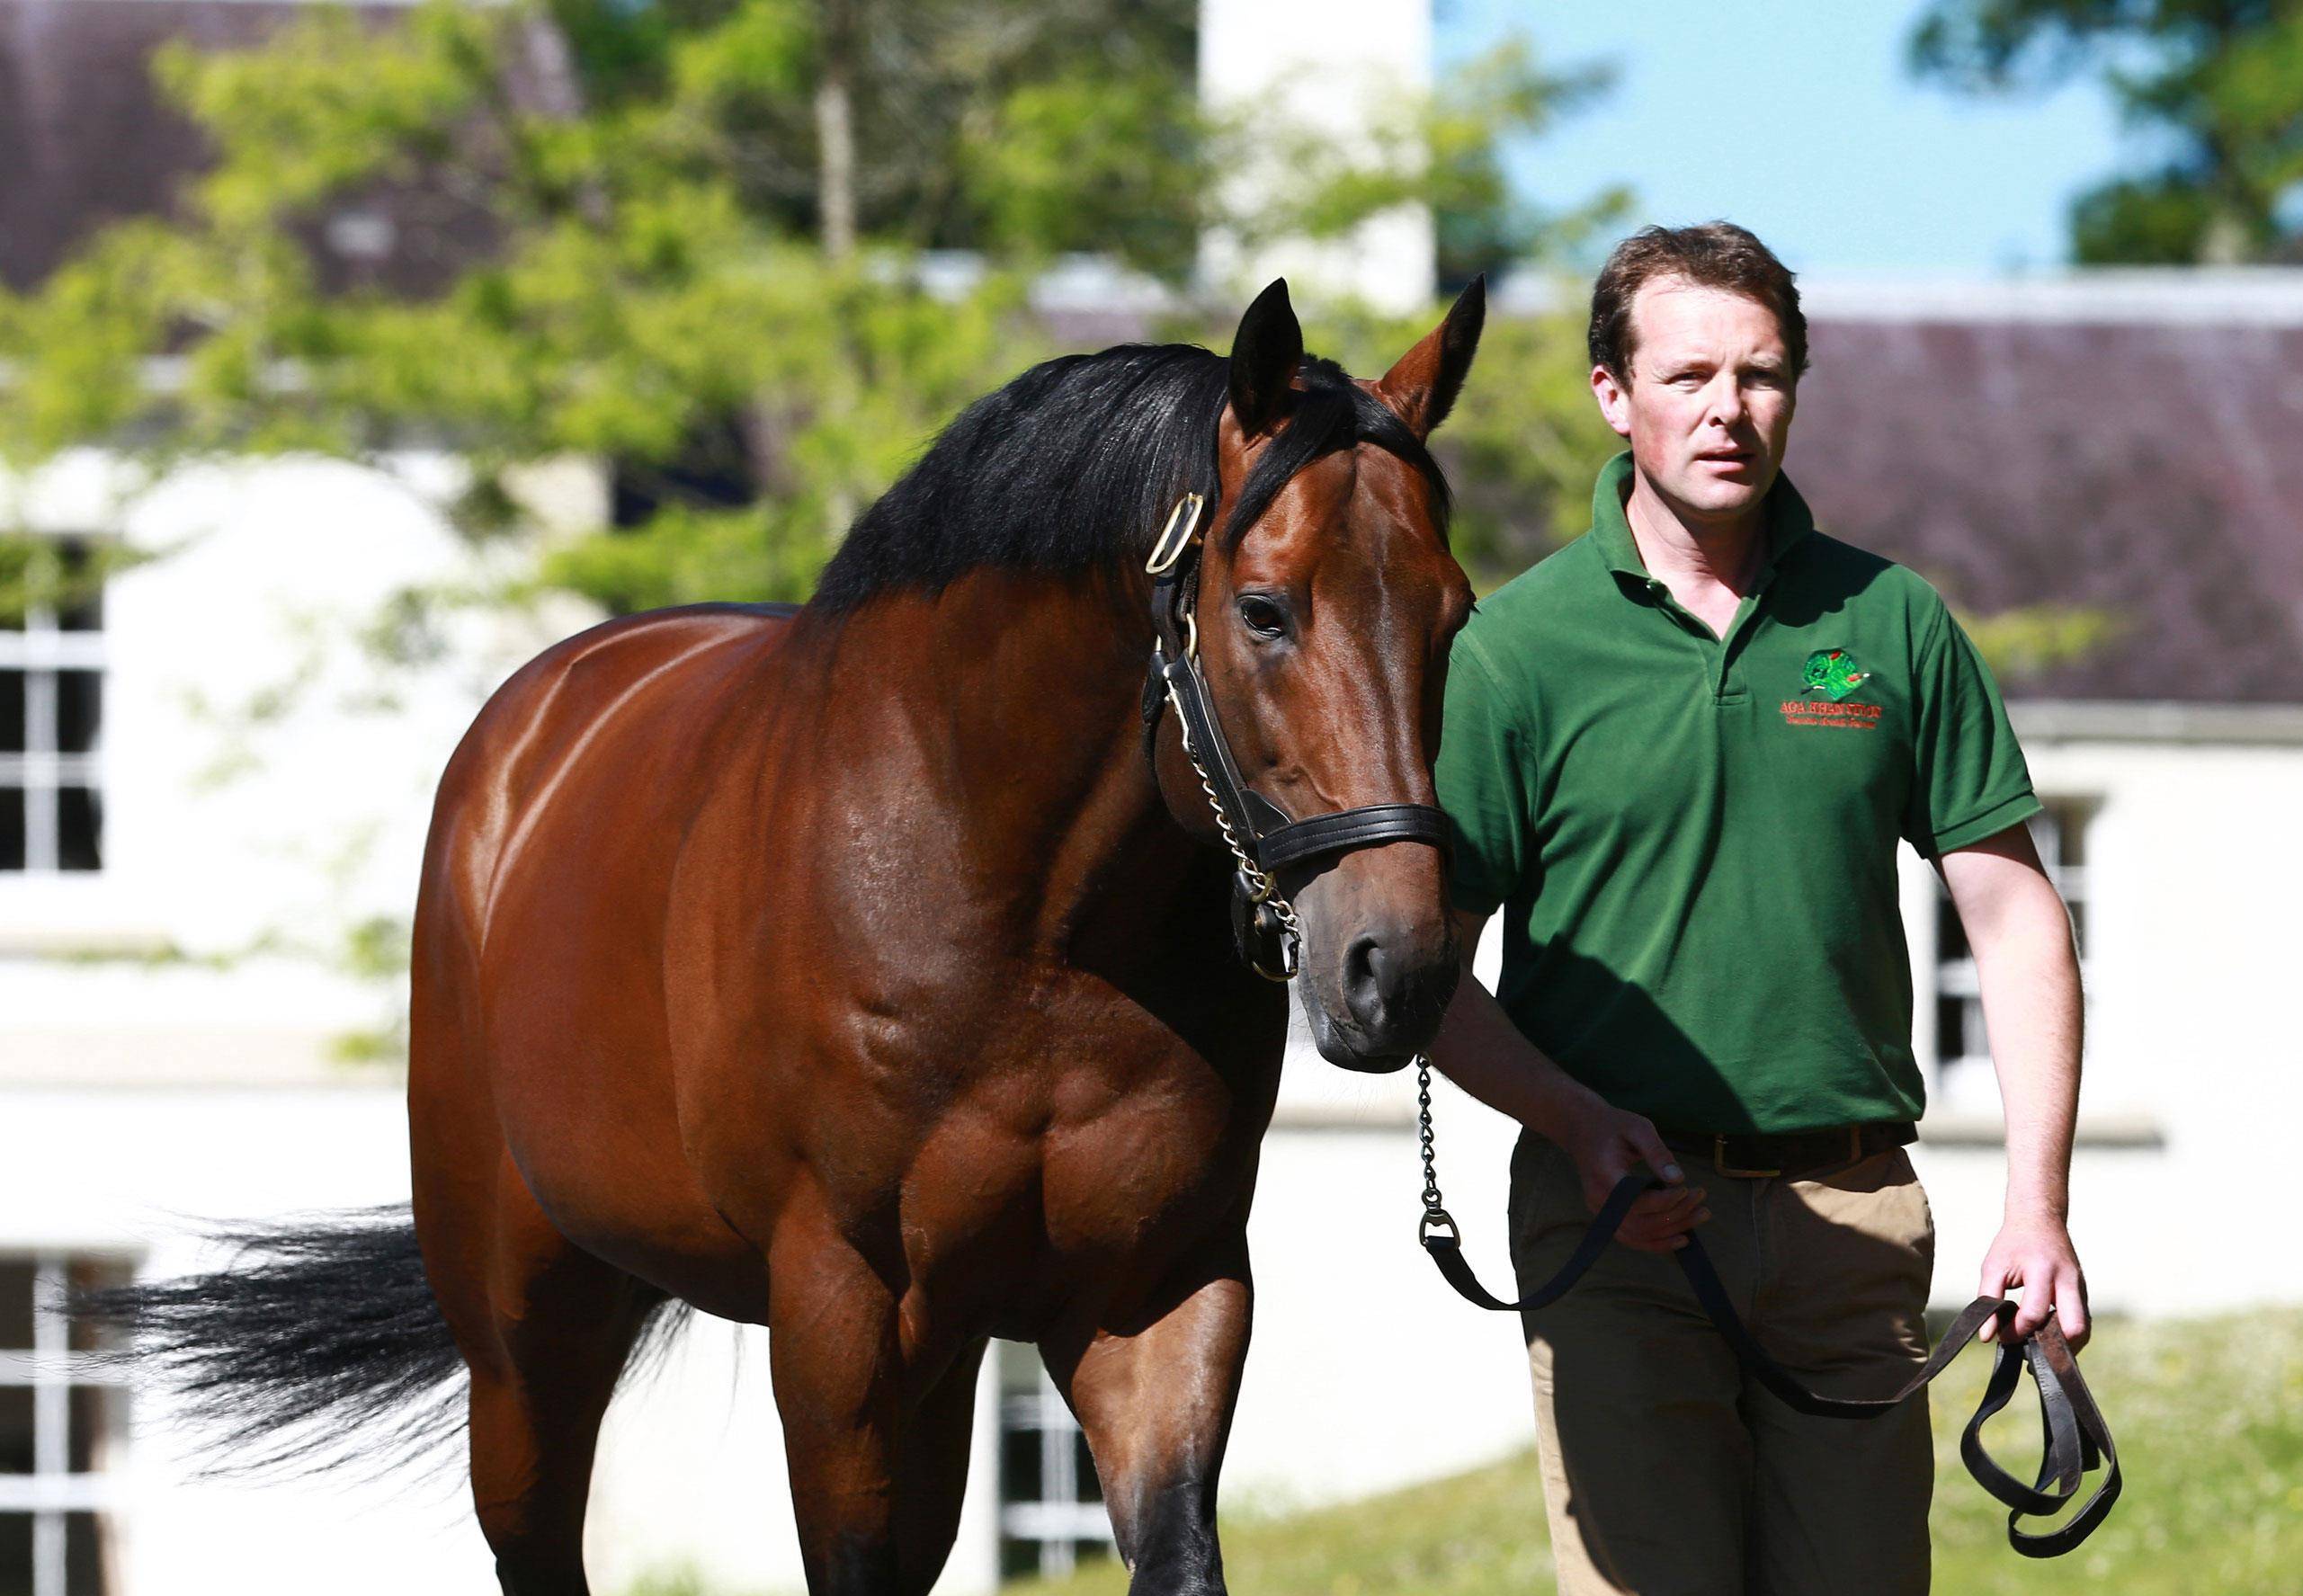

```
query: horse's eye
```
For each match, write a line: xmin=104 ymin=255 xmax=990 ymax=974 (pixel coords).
xmin=1236 ymin=594 xmax=1289 ymax=640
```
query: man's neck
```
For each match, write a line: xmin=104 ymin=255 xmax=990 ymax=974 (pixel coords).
xmin=1622 ymin=468 xmax=1769 ymax=596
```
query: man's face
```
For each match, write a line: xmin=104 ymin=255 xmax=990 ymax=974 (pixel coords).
xmin=1591 ymin=279 xmax=1796 ymax=526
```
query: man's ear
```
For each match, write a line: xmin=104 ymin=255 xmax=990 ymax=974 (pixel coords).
xmin=1228 ymin=279 xmax=1304 ymax=439
xmin=1591 ymin=361 xmax=1633 ymax=441
xmin=1375 ymin=274 xmax=1486 ymax=440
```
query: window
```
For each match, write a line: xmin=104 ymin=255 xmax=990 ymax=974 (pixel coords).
xmin=0 ymin=539 xmax=106 ymax=874
xmin=996 ymin=1341 xmax=1113 ymax=1580
xmin=1933 ymin=798 xmax=2091 ymax=1099
xmin=1 ymin=1256 xmax=131 ymax=1596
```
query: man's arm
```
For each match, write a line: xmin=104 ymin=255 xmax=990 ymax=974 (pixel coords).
xmin=1937 ymin=824 xmax=2090 ymax=1348
xmin=1429 ymin=909 xmax=1707 ymax=1253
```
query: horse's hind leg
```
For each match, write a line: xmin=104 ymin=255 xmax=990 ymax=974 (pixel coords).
xmin=431 ymin=1151 xmax=660 ymax=1596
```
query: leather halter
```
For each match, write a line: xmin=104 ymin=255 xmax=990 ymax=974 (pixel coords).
xmin=1139 ymin=493 xmax=1451 ymax=977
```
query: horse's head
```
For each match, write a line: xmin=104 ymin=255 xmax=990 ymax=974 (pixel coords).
xmin=1155 ymin=278 xmax=1483 ymax=1072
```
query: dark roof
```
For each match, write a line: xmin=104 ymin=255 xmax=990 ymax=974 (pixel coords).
xmin=0 ymin=0 xmax=578 ymax=294
xmin=1790 ymin=285 xmax=2303 ymax=703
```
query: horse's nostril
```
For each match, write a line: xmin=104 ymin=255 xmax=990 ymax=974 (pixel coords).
xmin=1343 ymin=934 xmax=1392 ymax=1030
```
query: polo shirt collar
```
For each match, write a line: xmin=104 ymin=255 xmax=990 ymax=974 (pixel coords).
xmin=1590 ymin=450 xmax=1815 ymax=588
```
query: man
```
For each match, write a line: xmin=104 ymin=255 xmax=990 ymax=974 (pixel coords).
xmin=1428 ymin=222 xmax=2089 ymax=1595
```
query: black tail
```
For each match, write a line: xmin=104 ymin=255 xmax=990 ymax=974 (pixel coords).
xmin=72 ymin=1205 xmax=696 ymax=1478
xmin=68 ymin=1207 xmax=469 ymax=1476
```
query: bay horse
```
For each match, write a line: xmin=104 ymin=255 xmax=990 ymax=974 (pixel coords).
xmin=84 ymin=277 xmax=1486 ymax=1596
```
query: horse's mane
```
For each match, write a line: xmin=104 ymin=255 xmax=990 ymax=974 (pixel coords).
xmin=810 ymin=342 xmax=1449 ymax=611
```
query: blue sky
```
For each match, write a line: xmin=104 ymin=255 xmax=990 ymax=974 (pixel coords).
xmin=1436 ymin=1 xmax=2130 ymax=275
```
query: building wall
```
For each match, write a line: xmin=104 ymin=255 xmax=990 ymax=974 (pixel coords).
xmin=1908 ymin=720 xmax=2303 ymax=1320
xmin=1197 ymin=0 xmax=1436 ymax=312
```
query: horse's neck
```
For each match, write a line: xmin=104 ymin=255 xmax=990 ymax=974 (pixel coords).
xmin=844 ymin=569 xmax=1218 ymax=956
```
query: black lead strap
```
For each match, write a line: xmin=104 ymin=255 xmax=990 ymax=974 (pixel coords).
xmin=1419 ymin=1159 xmax=2123 ymax=1558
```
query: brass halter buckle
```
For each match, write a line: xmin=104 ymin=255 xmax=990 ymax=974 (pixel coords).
xmin=1145 ymin=491 xmax=1206 ymax=575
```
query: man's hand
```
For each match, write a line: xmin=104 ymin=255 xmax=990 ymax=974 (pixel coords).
xmin=1429 ymin=910 xmax=1707 ymax=1254
xmin=1556 ymin=1093 xmax=1709 ymax=1253
xmin=1977 ymin=1212 xmax=2090 ymax=1349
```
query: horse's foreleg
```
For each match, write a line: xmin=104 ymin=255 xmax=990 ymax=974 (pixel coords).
xmin=767 ymin=1212 xmax=912 ymax=1596
xmin=891 ymin=1337 xmax=990 ymax=1593
xmin=1047 ymin=1238 xmax=1253 ymax=1595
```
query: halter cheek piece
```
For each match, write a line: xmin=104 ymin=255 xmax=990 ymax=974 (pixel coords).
xmin=1139 ymin=493 xmax=1451 ymax=979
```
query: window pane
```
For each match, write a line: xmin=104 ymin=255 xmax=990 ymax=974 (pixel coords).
xmin=0 ymin=673 xmax=22 ymax=754
xmin=63 ymin=1263 xmax=129 ymax=1357
xmin=69 ymin=1387 xmax=124 ymax=1475
xmin=2056 ymin=807 xmax=2086 ymax=868
xmin=58 ymin=789 xmax=100 ymax=873
xmin=998 ymin=1536 xmax=1043 ymax=1582
xmin=0 ymin=1387 xmax=31 ymax=1475
xmin=0 ymin=1513 xmax=31 ymax=1596
xmin=66 ymin=1512 xmax=107 ymax=1596
xmin=56 ymin=674 xmax=100 ymax=755
xmin=1934 ymin=994 xmax=1969 ymax=1064
xmin=999 ymin=1422 xmax=1041 ymax=1502
xmin=1072 ymin=1431 xmax=1102 ymax=1502
xmin=1934 ymin=901 xmax=1969 ymax=965
xmin=0 ymin=790 xmax=22 ymax=872
xmin=0 ymin=1262 xmax=31 ymax=1351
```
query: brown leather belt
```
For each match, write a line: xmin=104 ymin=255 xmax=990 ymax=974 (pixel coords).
xmin=1660 ymin=1120 xmax=1917 ymax=1180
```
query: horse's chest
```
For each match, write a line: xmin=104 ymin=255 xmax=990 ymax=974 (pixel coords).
xmin=871 ymin=1069 xmax=1262 ymax=1340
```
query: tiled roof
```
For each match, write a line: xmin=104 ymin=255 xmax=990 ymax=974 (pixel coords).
xmin=1791 ymin=282 xmax=2303 ymax=703
xmin=0 ymin=0 xmax=577 ymax=294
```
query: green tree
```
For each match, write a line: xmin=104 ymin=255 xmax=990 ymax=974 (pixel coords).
xmin=0 ymin=0 xmax=1614 ymax=617
xmin=1911 ymin=0 xmax=2303 ymax=264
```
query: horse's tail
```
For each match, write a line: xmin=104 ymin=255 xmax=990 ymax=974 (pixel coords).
xmin=68 ymin=1207 xmax=469 ymax=1476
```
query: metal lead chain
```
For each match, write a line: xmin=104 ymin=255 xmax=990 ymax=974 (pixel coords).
xmin=1163 ymin=680 xmax=1303 ymax=950
xmin=1416 ymin=1055 xmax=1458 ymax=1243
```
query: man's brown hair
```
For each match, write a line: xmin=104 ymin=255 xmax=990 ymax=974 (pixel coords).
xmin=1588 ymin=222 xmax=1808 ymax=381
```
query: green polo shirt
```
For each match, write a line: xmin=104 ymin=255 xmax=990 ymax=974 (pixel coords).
xmin=1435 ymin=451 xmax=2039 ymax=1134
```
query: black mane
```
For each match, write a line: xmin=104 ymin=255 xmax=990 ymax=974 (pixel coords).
xmin=810 ymin=343 xmax=1449 ymax=611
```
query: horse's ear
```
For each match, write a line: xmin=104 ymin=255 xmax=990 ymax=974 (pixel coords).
xmin=1376 ymin=274 xmax=1486 ymax=440
xmin=1228 ymin=279 xmax=1304 ymax=439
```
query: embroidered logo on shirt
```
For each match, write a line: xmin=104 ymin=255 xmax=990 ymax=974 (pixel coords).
xmin=1781 ymin=648 xmax=1882 ymax=728
xmin=1799 ymin=648 xmax=1871 ymax=701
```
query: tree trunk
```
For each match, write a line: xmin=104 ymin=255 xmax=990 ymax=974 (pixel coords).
xmin=815 ymin=0 xmax=857 ymax=262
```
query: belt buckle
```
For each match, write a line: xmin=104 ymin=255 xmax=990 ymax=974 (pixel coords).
xmin=1713 ymin=1134 xmax=1781 ymax=1180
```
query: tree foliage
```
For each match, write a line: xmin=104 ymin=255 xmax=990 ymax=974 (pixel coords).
xmin=0 ymin=0 xmax=1616 ymax=614
xmin=1910 ymin=0 xmax=2303 ymax=263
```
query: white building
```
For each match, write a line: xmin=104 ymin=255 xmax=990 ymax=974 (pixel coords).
xmin=7 ymin=4 xmax=2303 ymax=1596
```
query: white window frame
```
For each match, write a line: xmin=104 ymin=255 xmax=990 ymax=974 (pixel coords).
xmin=995 ymin=1342 xmax=1114 ymax=1580
xmin=1932 ymin=798 xmax=2092 ymax=1098
xmin=1 ymin=1253 xmax=132 ymax=1596
xmin=1 ymin=538 xmax=107 ymax=874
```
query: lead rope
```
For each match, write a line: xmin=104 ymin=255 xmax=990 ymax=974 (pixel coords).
xmin=1409 ymin=1070 xmax=2122 ymax=1558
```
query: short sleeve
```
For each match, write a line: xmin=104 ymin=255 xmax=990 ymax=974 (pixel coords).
xmin=1433 ymin=631 xmax=1535 ymax=915
xmin=1903 ymin=602 xmax=2040 ymax=857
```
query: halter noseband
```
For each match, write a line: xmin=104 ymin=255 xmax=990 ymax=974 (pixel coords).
xmin=1140 ymin=492 xmax=1451 ymax=979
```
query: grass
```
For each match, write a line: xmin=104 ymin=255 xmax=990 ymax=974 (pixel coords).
xmin=1004 ymin=1308 xmax=2303 ymax=1596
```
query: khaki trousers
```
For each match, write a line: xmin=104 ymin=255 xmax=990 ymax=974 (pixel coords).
xmin=1507 ymin=1133 xmax=1937 ymax=1596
